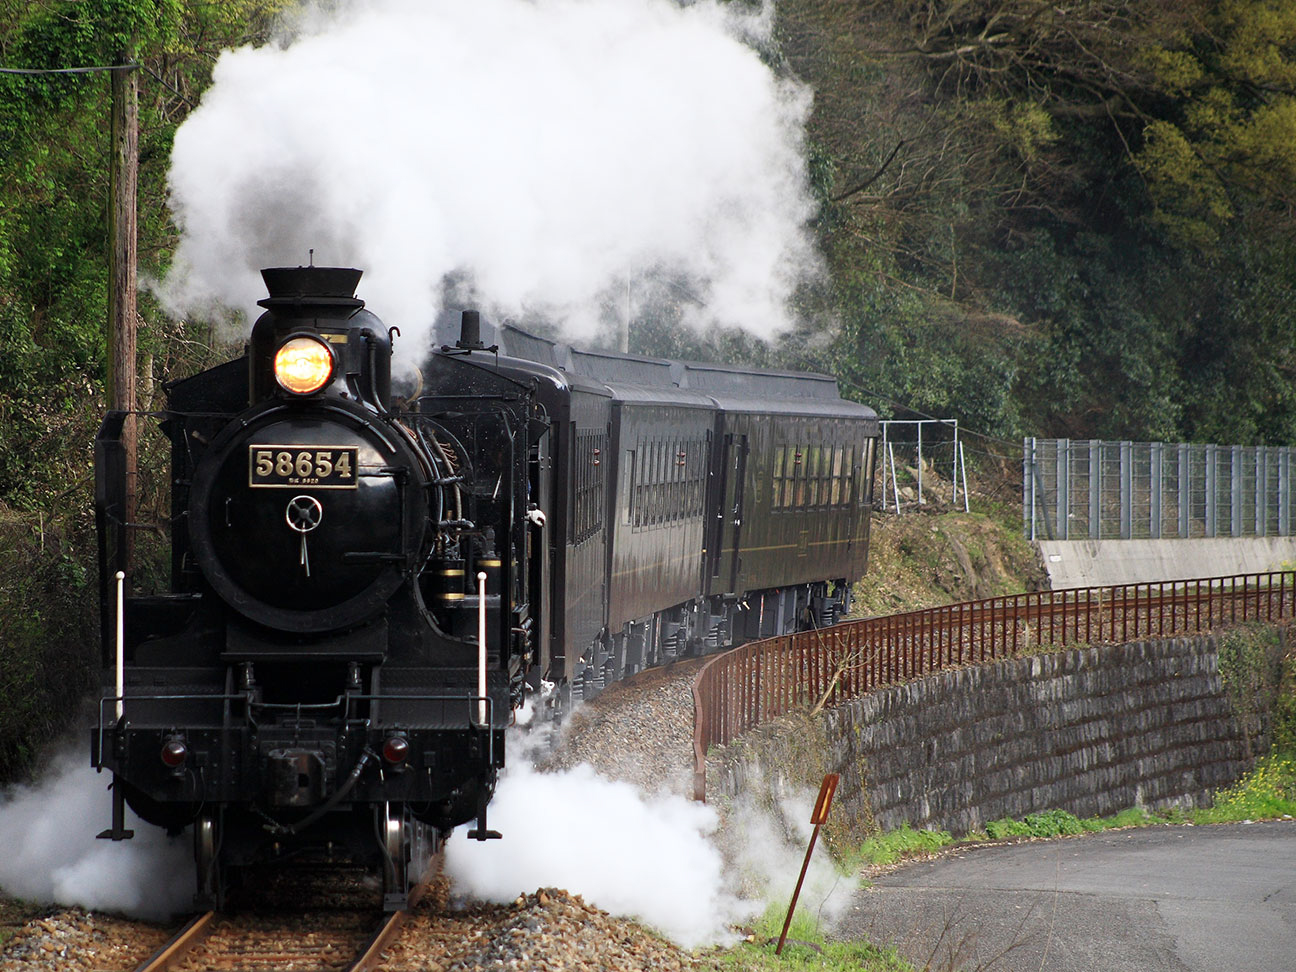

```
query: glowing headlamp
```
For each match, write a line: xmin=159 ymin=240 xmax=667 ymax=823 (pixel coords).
xmin=274 ymin=335 xmax=335 ymax=395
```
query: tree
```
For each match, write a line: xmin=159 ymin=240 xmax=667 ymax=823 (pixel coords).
xmin=775 ymin=0 xmax=1296 ymax=445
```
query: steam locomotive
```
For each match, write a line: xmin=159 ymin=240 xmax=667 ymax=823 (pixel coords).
xmin=92 ymin=266 xmax=878 ymax=909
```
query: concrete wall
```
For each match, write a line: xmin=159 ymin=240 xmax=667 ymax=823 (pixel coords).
xmin=709 ymin=636 xmax=1253 ymax=838
xmin=1038 ymin=537 xmax=1296 ymax=590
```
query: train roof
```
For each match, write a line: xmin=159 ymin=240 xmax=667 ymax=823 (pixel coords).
xmin=494 ymin=323 xmax=874 ymax=417
xmin=689 ymin=392 xmax=878 ymax=424
xmin=673 ymin=361 xmax=842 ymax=399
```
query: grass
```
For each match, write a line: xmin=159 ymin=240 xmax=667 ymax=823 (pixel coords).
xmin=716 ymin=904 xmax=915 ymax=972
xmin=848 ymin=824 xmax=953 ymax=867
xmin=843 ymin=749 xmax=1296 ymax=877
xmin=1192 ymin=751 xmax=1296 ymax=823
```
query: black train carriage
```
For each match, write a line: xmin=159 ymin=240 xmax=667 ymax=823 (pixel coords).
xmin=562 ymin=348 xmax=718 ymax=694
xmin=679 ymin=362 xmax=877 ymax=642
xmin=489 ymin=324 xmax=880 ymax=701
xmin=93 ymin=268 xmax=537 ymax=910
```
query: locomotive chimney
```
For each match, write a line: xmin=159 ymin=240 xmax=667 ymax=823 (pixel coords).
xmin=456 ymin=310 xmax=487 ymax=351
xmin=258 ymin=266 xmax=364 ymax=308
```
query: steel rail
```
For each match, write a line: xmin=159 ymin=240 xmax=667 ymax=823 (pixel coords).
xmin=692 ymin=570 xmax=1296 ymax=800
xmin=132 ymin=911 xmax=215 ymax=972
xmin=132 ymin=866 xmax=436 ymax=972
xmin=348 ymin=865 xmax=435 ymax=972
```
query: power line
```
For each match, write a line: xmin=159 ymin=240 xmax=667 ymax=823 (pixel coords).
xmin=2 ymin=61 xmax=196 ymax=108
xmin=0 ymin=64 xmax=139 ymax=75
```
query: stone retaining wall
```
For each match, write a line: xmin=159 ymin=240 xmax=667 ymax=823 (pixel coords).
xmin=708 ymin=635 xmax=1255 ymax=838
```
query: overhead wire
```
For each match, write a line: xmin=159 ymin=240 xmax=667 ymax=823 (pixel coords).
xmin=0 ymin=64 xmax=140 ymax=75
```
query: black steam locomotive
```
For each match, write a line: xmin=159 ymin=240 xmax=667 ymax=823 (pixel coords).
xmin=92 ymin=266 xmax=878 ymax=909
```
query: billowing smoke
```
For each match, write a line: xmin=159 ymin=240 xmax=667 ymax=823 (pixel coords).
xmin=0 ymin=749 xmax=192 ymax=920
xmin=0 ymin=742 xmax=848 ymax=941
xmin=445 ymin=759 xmax=740 ymax=946
xmin=444 ymin=724 xmax=851 ymax=947
xmin=156 ymin=0 xmax=819 ymax=357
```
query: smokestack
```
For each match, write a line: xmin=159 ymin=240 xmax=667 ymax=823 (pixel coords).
xmin=456 ymin=309 xmax=486 ymax=351
xmin=258 ymin=266 xmax=364 ymax=309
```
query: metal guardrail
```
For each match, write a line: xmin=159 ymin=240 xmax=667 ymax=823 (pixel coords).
xmin=1024 ymin=438 xmax=1296 ymax=540
xmin=691 ymin=571 xmax=1296 ymax=800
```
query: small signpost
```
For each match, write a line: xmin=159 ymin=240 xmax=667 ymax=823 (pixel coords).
xmin=776 ymin=773 xmax=839 ymax=956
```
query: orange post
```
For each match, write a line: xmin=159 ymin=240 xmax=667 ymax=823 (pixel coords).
xmin=776 ymin=774 xmax=839 ymax=956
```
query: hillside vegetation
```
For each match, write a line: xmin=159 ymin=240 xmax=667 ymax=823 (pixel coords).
xmin=3 ymin=0 xmax=1296 ymax=779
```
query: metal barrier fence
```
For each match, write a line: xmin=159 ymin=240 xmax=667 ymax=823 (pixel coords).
xmin=879 ymin=419 xmax=970 ymax=514
xmin=1024 ymin=438 xmax=1296 ymax=541
xmin=691 ymin=570 xmax=1296 ymax=800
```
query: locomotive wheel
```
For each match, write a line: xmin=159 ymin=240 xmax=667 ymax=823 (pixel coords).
xmin=378 ymin=802 xmax=406 ymax=911
xmin=194 ymin=812 xmax=223 ymax=910
xmin=378 ymin=802 xmax=437 ymax=911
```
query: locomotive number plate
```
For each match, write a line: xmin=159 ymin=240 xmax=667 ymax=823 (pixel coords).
xmin=248 ymin=446 xmax=359 ymax=489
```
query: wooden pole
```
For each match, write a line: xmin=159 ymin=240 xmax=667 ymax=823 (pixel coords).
xmin=108 ymin=58 xmax=139 ymax=560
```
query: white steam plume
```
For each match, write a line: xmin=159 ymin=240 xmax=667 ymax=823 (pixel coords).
xmin=0 ymin=749 xmax=192 ymax=920
xmin=444 ymin=759 xmax=745 ymax=947
xmin=157 ymin=0 xmax=818 ymax=357
xmin=445 ymin=722 xmax=852 ymax=948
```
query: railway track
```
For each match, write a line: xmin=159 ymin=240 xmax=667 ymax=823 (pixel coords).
xmin=133 ymin=866 xmax=435 ymax=972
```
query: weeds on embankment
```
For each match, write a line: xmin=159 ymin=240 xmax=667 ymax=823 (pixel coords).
xmin=716 ymin=905 xmax=913 ymax=972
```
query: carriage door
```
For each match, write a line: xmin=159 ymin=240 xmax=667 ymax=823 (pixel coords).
xmin=715 ymin=433 xmax=747 ymax=593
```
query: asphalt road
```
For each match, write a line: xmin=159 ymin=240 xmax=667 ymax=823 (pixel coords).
xmin=835 ymin=820 xmax=1296 ymax=972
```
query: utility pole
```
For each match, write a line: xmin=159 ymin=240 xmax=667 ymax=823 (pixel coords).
xmin=107 ymin=57 xmax=139 ymax=560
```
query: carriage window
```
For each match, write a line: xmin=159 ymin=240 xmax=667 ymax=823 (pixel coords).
xmin=772 ymin=446 xmax=786 ymax=510
xmin=858 ymin=439 xmax=874 ymax=507
xmin=844 ymin=444 xmax=857 ymax=506
xmin=790 ymin=446 xmax=800 ymax=510
xmin=625 ymin=450 xmax=637 ymax=525
xmin=653 ymin=439 xmax=664 ymax=525
xmin=572 ymin=429 xmax=605 ymax=544
xmin=808 ymin=448 xmax=819 ymax=510
xmin=654 ymin=439 xmax=665 ymax=524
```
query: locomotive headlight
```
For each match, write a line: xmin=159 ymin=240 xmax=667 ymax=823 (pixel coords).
xmin=274 ymin=335 xmax=335 ymax=395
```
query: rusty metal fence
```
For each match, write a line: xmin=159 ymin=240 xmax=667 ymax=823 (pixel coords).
xmin=691 ymin=570 xmax=1296 ymax=800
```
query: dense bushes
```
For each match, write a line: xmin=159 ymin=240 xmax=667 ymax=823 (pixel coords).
xmin=0 ymin=505 xmax=98 ymax=780
xmin=1217 ymin=624 xmax=1296 ymax=759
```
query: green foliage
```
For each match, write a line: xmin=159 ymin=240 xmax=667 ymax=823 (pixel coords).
xmin=1020 ymin=809 xmax=1085 ymax=838
xmin=851 ymin=824 xmax=953 ymax=867
xmin=0 ymin=0 xmax=288 ymax=781
xmin=1103 ymin=807 xmax=1156 ymax=829
xmin=984 ymin=817 xmax=1029 ymax=839
xmin=1137 ymin=1 xmax=1296 ymax=246
xmin=719 ymin=903 xmax=915 ymax=972
xmin=1194 ymin=752 xmax=1296 ymax=823
xmin=777 ymin=0 xmax=1296 ymax=445
xmin=0 ymin=505 xmax=97 ymax=780
xmin=1217 ymin=624 xmax=1291 ymax=757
